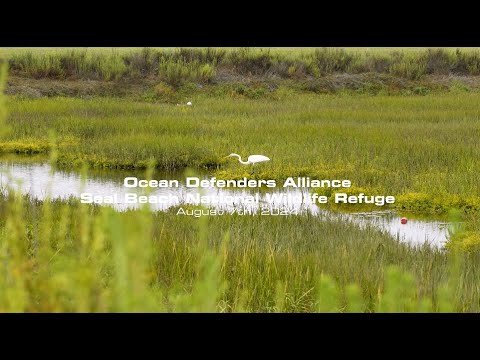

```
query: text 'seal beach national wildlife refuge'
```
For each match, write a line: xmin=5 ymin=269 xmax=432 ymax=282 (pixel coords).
xmin=1 ymin=47 xmax=480 ymax=312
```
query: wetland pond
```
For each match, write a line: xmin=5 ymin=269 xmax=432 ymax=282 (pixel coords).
xmin=0 ymin=158 xmax=451 ymax=248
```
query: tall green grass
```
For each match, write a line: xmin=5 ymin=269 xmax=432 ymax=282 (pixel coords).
xmin=1 ymin=189 xmax=478 ymax=312
xmin=6 ymin=48 xmax=480 ymax=84
xmin=2 ymin=51 xmax=480 ymax=312
xmin=3 ymin=94 xmax=480 ymax=215
xmin=0 ymin=53 xmax=6 ymax=134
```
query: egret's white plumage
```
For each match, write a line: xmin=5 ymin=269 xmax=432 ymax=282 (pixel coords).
xmin=227 ymin=153 xmax=270 ymax=165
xmin=186 ymin=101 xmax=192 ymax=106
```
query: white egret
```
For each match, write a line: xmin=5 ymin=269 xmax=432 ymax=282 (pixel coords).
xmin=187 ymin=101 xmax=192 ymax=106
xmin=226 ymin=153 xmax=270 ymax=174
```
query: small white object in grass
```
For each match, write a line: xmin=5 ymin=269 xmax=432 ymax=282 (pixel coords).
xmin=187 ymin=101 xmax=192 ymax=106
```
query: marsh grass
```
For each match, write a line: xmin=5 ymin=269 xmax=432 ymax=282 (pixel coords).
xmin=2 ymin=53 xmax=480 ymax=312
xmin=6 ymin=48 xmax=480 ymax=85
xmin=0 ymin=55 xmax=6 ymax=135
xmin=1 ymin=187 xmax=479 ymax=312
xmin=3 ymin=94 xmax=480 ymax=214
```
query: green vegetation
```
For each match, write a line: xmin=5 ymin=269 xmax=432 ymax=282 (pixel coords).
xmin=2 ymin=94 xmax=480 ymax=215
xmin=1 ymin=189 xmax=479 ymax=312
xmin=0 ymin=54 xmax=6 ymax=133
xmin=5 ymin=48 xmax=480 ymax=98
xmin=2 ymin=48 xmax=480 ymax=312
xmin=6 ymin=47 xmax=480 ymax=82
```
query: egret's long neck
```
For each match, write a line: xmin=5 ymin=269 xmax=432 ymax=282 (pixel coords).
xmin=232 ymin=154 xmax=250 ymax=165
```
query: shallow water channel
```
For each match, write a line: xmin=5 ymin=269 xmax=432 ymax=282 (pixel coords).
xmin=0 ymin=160 xmax=451 ymax=248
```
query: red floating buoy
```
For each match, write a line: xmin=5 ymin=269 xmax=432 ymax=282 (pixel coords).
xmin=400 ymin=217 xmax=408 ymax=224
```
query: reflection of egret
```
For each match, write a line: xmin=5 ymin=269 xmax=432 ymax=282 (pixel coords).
xmin=226 ymin=153 xmax=270 ymax=174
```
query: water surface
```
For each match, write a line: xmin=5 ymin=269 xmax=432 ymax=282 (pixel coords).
xmin=0 ymin=160 xmax=451 ymax=247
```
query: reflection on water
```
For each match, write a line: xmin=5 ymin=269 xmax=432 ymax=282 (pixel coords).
xmin=342 ymin=212 xmax=450 ymax=247
xmin=0 ymin=160 xmax=451 ymax=248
